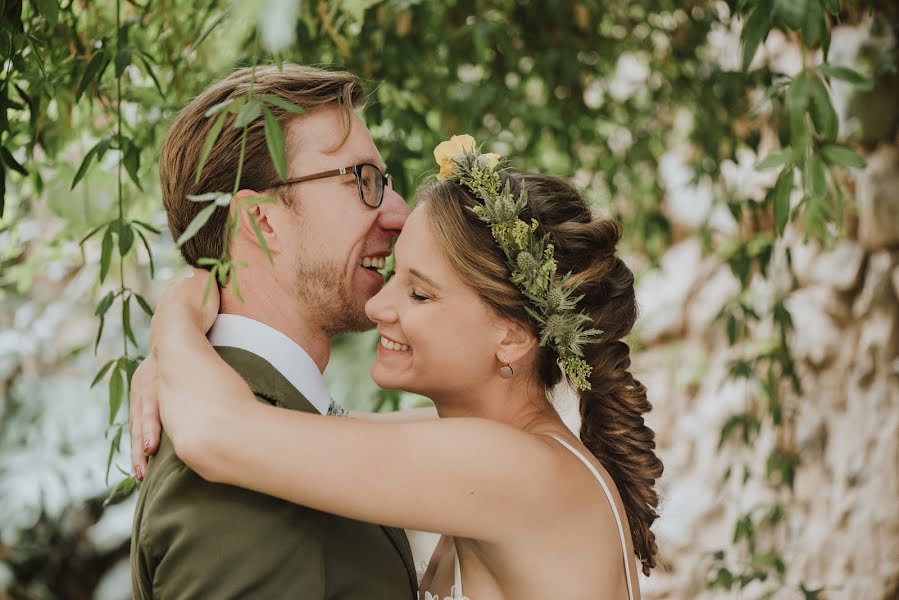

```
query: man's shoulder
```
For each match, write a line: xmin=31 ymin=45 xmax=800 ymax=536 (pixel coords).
xmin=212 ymin=346 xmax=321 ymax=413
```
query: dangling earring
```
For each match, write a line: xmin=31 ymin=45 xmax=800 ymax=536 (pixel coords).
xmin=499 ymin=363 xmax=514 ymax=379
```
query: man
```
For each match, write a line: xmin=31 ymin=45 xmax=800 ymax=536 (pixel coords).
xmin=129 ymin=64 xmax=417 ymax=599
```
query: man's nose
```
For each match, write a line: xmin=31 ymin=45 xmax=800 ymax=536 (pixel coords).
xmin=376 ymin=186 xmax=409 ymax=235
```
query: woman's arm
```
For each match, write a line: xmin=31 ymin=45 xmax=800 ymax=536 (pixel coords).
xmin=152 ymin=276 xmax=566 ymax=542
xmin=348 ymin=406 xmax=438 ymax=421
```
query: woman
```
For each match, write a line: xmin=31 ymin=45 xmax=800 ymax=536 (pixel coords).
xmin=138 ymin=140 xmax=662 ymax=599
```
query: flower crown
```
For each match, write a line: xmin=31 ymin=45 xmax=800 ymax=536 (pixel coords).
xmin=433 ymin=135 xmax=601 ymax=391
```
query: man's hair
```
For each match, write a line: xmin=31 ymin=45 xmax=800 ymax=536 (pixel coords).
xmin=159 ymin=64 xmax=366 ymax=267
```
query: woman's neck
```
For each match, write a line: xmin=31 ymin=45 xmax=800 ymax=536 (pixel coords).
xmin=432 ymin=378 xmax=561 ymax=433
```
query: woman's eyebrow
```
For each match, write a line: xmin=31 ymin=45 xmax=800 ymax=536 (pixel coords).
xmin=409 ymin=268 xmax=440 ymax=289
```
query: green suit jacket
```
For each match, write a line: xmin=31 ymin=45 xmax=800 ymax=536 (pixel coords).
xmin=131 ymin=347 xmax=418 ymax=599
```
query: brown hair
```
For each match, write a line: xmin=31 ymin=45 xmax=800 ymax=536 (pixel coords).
xmin=423 ymin=173 xmax=663 ymax=575
xmin=159 ymin=64 xmax=365 ymax=267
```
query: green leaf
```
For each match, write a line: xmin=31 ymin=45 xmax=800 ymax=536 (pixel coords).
xmin=248 ymin=212 xmax=273 ymax=264
xmin=123 ymin=141 xmax=142 ymax=190
xmin=261 ymin=94 xmax=306 ymax=115
xmin=76 ymin=49 xmax=110 ymax=101
xmin=176 ymin=202 xmax=217 ymax=247
xmin=94 ymin=316 xmax=105 ymax=353
xmin=196 ymin=257 xmax=219 ymax=266
xmin=95 ymin=290 xmax=115 ymax=317
xmin=104 ymin=475 xmax=138 ymax=507
xmin=73 ymin=138 xmax=111 ymax=190
xmin=100 ymin=225 xmax=114 ymax=283
xmin=108 ymin=367 xmax=124 ymax=425
xmin=136 ymin=52 xmax=165 ymax=98
xmin=132 ymin=219 xmax=161 ymax=234
xmin=202 ymin=265 xmax=218 ymax=305
xmin=800 ymin=0 xmax=826 ymax=48
xmin=135 ymin=229 xmax=155 ymax=278
xmin=263 ymin=108 xmax=288 ymax=181
xmin=105 ymin=426 xmax=123 ymax=483
xmin=809 ymin=76 xmax=838 ymax=141
xmin=822 ymin=0 xmax=840 ymax=15
xmin=135 ymin=293 xmax=154 ymax=317
xmin=189 ymin=11 xmax=227 ymax=56
xmin=234 ymin=98 xmax=262 ymax=129
xmin=114 ymin=48 xmax=131 ymax=77
xmin=186 ymin=192 xmax=220 ymax=202
xmin=755 ymin=148 xmax=794 ymax=170
xmin=787 ymin=71 xmax=809 ymax=148
xmin=118 ymin=221 xmax=134 ymax=256
xmin=34 ymin=0 xmax=58 ymax=27
xmin=809 ymin=155 xmax=828 ymax=198
xmin=123 ymin=295 xmax=138 ymax=346
xmin=740 ymin=1 xmax=772 ymax=71
xmin=91 ymin=359 xmax=116 ymax=389
xmin=773 ymin=167 xmax=793 ymax=236
xmin=79 ymin=221 xmax=107 ymax=246
xmin=194 ymin=110 xmax=227 ymax=185
xmin=819 ymin=64 xmax=872 ymax=89
xmin=204 ymin=98 xmax=234 ymax=118
xmin=0 ymin=146 xmax=27 ymax=175
xmin=231 ymin=268 xmax=244 ymax=302
xmin=821 ymin=144 xmax=866 ymax=168
xmin=774 ymin=0 xmax=807 ymax=29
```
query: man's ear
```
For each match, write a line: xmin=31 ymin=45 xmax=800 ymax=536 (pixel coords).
xmin=232 ymin=189 xmax=281 ymax=256
xmin=495 ymin=319 xmax=538 ymax=366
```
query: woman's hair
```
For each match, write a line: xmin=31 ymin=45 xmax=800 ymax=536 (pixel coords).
xmin=422 ymin=173 xmax=663 ymax=575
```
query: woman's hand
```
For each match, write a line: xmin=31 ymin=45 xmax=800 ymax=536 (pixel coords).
xmin=150 ymin=268 xmax=220 ymax=353
xmin=129 ymin=268 xmax=221 ymax=480
xmin=130 ymin=356 xmax=159 ymax=481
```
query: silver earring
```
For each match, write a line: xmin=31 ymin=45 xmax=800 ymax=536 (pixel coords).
xmin=499 ymin=363 xmax=514 ymax=379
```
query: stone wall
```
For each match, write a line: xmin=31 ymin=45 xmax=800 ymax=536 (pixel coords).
xmin=638 ymin=127 xmax=899 ymax=599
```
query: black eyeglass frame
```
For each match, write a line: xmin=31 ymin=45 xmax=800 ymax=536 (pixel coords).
xmin=267 ymin=163 xmax=392 ymax=208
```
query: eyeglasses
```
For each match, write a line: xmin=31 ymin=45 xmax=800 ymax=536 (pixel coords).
xmin=268 ymin=163 xmax=392 ymax=208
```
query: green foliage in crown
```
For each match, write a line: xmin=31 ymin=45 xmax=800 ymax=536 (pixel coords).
xmin=433 ymin=136 xmax=602 ymax=391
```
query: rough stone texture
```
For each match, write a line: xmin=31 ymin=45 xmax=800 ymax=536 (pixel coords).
xmin=637 ymin=229 xmax=899 ymax=599
xmin=857 ymin=145 xmax=899 ymax=250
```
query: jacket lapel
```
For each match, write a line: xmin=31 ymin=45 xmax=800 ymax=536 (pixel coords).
xmin=216 ymin=347 xmax=419 ymax=594
xmin=381 ymin=525 xmax=419 ymax=595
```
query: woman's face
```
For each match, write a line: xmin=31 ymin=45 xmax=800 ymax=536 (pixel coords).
xmin=364 ymin=205 xmax=505 ymax=398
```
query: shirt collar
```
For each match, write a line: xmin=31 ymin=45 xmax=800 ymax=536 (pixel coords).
xmin=207 ymin=314 xmax=330 ymax=415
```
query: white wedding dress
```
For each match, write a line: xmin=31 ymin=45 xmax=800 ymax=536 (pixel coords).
xmin=422 ymin=435 xmax=636 ymax=600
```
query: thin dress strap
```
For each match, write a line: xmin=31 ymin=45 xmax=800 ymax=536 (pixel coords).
xmin=549 ymin=435 xmax=637 ymax=600
xmin=451 ymin=540 xmax=466 ymax=599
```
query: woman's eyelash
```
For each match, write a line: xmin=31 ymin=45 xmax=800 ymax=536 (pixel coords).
xmin=410 ymin=291 xmax=429 ymax=302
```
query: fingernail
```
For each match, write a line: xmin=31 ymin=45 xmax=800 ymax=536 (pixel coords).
xmin=136 ymin=465 xmax=144 ymax=481
xmin=144 ymin=438 xmax=151 ymax=452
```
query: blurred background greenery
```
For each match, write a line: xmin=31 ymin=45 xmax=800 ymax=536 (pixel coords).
xmin=1 ymin=0 xmax=897 ymax=598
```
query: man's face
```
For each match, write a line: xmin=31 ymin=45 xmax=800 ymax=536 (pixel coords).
xmin=276 ymin=106 xmax=409 ymax=336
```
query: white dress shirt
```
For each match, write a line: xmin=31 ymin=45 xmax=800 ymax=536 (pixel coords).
xmin=207 ymin=314 xmax=330 ymax=415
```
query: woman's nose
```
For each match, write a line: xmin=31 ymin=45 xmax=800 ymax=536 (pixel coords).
xmin=365 ymin=280 xmax=398 ymax=324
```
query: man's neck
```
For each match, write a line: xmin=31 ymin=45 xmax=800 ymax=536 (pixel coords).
xmin=218 ymin=285 xmax=331 ymax=373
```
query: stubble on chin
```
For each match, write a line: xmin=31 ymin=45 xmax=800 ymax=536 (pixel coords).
xmin=294 ymin=264 xmax=374 ymax=336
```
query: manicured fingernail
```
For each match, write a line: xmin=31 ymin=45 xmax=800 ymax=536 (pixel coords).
xmin=144 ymin=438 xmax=151 ymax=452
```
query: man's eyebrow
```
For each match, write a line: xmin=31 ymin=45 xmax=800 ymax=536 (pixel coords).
xmin=409 ymin=268 xmax=440 ymax=289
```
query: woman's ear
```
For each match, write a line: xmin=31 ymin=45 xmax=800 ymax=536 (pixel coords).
xmin=495 ymin=319 xmax=537 ymax=366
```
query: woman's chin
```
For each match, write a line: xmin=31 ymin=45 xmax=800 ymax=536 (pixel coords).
xmin=370 ymin=364 xmax=403 ymax=391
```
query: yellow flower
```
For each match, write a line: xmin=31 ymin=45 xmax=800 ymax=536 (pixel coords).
xmin=434 ymin=134 xmax=477 ymax=181
xmin=480 ymin=153 xmax=501 ymax=169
